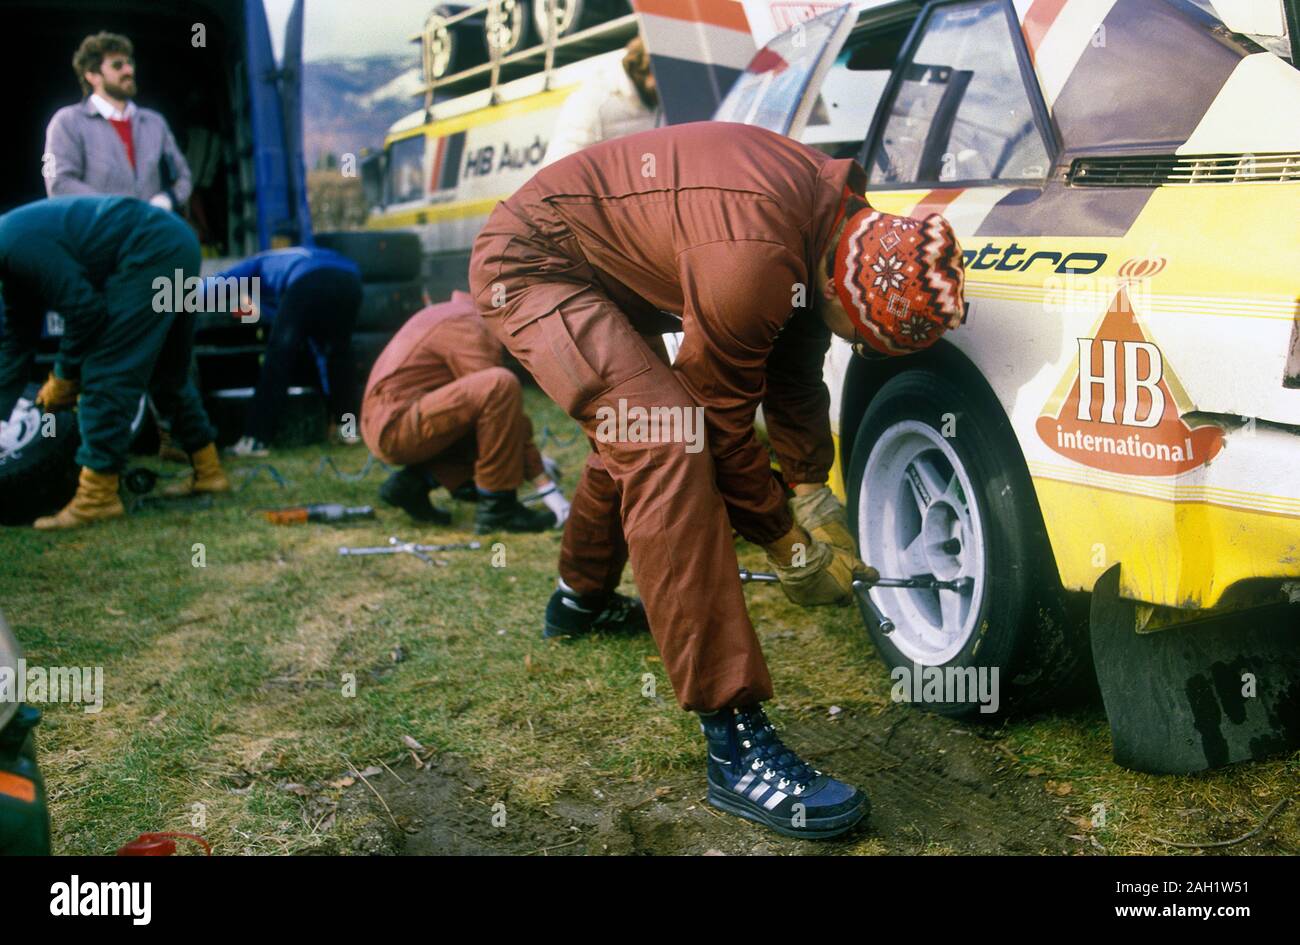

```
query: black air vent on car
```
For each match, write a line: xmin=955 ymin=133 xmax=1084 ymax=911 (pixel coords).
xmin=1068 ymin=152 xmax=1300 ymax=186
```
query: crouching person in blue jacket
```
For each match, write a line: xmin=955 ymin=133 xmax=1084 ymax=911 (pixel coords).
xmin=208 ymin=247 xmax=363 ymax=457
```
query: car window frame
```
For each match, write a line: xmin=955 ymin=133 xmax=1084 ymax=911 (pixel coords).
xmin=712 ymin=4 xmax=856 ymax=138
xmin=858 ymin=0 xmax=1060 ymax=191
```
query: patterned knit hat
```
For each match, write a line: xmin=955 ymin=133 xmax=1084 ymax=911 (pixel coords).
xmin=832 ymin=204 xmax=966 ymax=356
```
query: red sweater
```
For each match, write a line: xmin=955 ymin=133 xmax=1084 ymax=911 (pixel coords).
xmin=107 ymin=117 xmax=136 ymax=170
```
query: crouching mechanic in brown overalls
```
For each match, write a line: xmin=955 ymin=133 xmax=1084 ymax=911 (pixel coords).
xmin=469 ymin=122 xmax=965 ymax=839
xmin=361 ymin=290 xmax=567 ymax=533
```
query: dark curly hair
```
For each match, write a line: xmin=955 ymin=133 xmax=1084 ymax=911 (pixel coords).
xmin=73 ymin=32 xmax=133 ymax=97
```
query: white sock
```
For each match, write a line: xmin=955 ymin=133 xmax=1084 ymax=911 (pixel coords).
xmin=542 ymin=489 xmax=570 ymax=527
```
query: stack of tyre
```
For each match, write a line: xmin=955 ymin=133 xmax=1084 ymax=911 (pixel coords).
xmin=312 ymin=230 xmax=428 ymax=409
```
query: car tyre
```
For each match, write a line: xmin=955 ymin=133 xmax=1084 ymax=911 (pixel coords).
xmin=846 ymin=369 xmax=1087 ymax=716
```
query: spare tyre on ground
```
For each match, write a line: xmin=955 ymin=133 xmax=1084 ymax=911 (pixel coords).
xmin=0 ymin=388 xmax=155 ymax=525
xmin=0 ymin=387 xmax=80 ymax=526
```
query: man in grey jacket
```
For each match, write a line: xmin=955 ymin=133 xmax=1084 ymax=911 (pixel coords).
xmin=43 ymin=32 xmax=192 ymax=211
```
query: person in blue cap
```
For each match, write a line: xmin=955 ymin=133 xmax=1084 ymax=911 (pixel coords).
xmin=207 ymin=246 xmax=363 ymax=456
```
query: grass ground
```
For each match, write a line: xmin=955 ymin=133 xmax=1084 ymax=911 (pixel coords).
xmin=0 ymin=388 xmax=1295 ymax=854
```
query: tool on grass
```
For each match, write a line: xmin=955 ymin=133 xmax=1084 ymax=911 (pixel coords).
xmin=338 ymin=536 xmax=482 ymax=565
xmin=739 ymin=568 xmax=972 ymax=636
xmin=263 ymin=504 xmax=375 ymax=524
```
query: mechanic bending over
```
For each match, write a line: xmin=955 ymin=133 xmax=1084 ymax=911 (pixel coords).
xmin=361 ymin=290 xmax=568 ymax=534
xmin=469 ymin=122 xmax=965 ymax=839
xmin=0 ymin=195 xmax=231 ymax=529
xmin=207 ymin=246 xmax=363 ymax=458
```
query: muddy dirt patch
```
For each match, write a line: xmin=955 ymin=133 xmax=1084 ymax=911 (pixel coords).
xmin=343 ymin=704 xmax=1079 ymax=854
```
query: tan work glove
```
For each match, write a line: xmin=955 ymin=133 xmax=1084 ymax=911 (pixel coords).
xmin=767 ymin=537 xmax=879 ymax=607
xmin=35 ymin=372 xmax=78 ymax=411
xmin=790 ymin=485 xmax=856 ymax=553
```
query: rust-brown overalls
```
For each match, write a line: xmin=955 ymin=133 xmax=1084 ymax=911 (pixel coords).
xmin=361 ymin=290 xmax=545 ymax=492
xmin=469 ymin=122 xmax=863 ymax=710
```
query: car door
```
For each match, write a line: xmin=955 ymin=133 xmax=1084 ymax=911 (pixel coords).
xmin=855 ymin=0 xmax=1065 ymax=421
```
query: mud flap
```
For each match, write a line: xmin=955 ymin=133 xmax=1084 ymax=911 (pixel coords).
xmin=1091 ymin=564 xmax=1300 ymax=774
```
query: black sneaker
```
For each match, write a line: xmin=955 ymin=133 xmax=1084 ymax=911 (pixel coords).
xmin=379 ymin=467 xmax=450 ymax=524
xmin=451 ymin=482 xmax=480 ymax=503
xmin=543 ymin=587 xmax=649 ymax=639
xmin=700 ymin=705 xmax=868 ymax=840
xmin=474 ymin=490 xmax=555 ymax=534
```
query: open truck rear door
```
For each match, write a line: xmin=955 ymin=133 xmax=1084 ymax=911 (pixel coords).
xmin=243 ymin=0 xmax=310 ymax=249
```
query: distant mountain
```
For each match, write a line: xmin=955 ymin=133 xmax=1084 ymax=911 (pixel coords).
xmin=302 ymin=54 xmax=424 ymax=167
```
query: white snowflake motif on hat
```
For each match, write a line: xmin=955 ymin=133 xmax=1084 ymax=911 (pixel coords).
xmin=899 ymin=313 xmax=934 ymax=343
xmin=871 ymin=253 xmax=905 ymax=293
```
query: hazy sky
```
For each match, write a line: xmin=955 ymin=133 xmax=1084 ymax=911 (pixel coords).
xmin=264 ymin=0 xmax=435 ymax=61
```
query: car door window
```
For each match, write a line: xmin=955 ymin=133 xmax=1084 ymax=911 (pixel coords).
xmin=870 ymin=0 xmax=1050 ymax=186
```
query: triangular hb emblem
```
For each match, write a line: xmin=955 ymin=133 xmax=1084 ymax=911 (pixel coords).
xmin=1034 ymin=286 xmax=1223 ymax=476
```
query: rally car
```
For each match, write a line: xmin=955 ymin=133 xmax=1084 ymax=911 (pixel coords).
xmin=713 ymin=0 xmax=1300 ymax=772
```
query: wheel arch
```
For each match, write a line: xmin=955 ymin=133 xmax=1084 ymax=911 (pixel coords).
xmin=838 ymin=339 xmax=1065 ymax=591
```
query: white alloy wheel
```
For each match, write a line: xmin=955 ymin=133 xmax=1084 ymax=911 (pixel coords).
xmin=857 ymin=420 xmax=986 ymax=665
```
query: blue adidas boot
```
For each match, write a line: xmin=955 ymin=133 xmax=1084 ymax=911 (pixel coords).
xmin=700 ymin=704 xmax=869 ymax=839
xmin=543 ymin=581 xmax=649 ymax=639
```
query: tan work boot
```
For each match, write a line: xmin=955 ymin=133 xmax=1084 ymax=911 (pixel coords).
xmin=163 ymin=442 xmax=232 ymax=496
xmin=157 ymin=425 xmax=189 ymax=464
xmin=33 ymin=467 xmax=125 ymax=530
